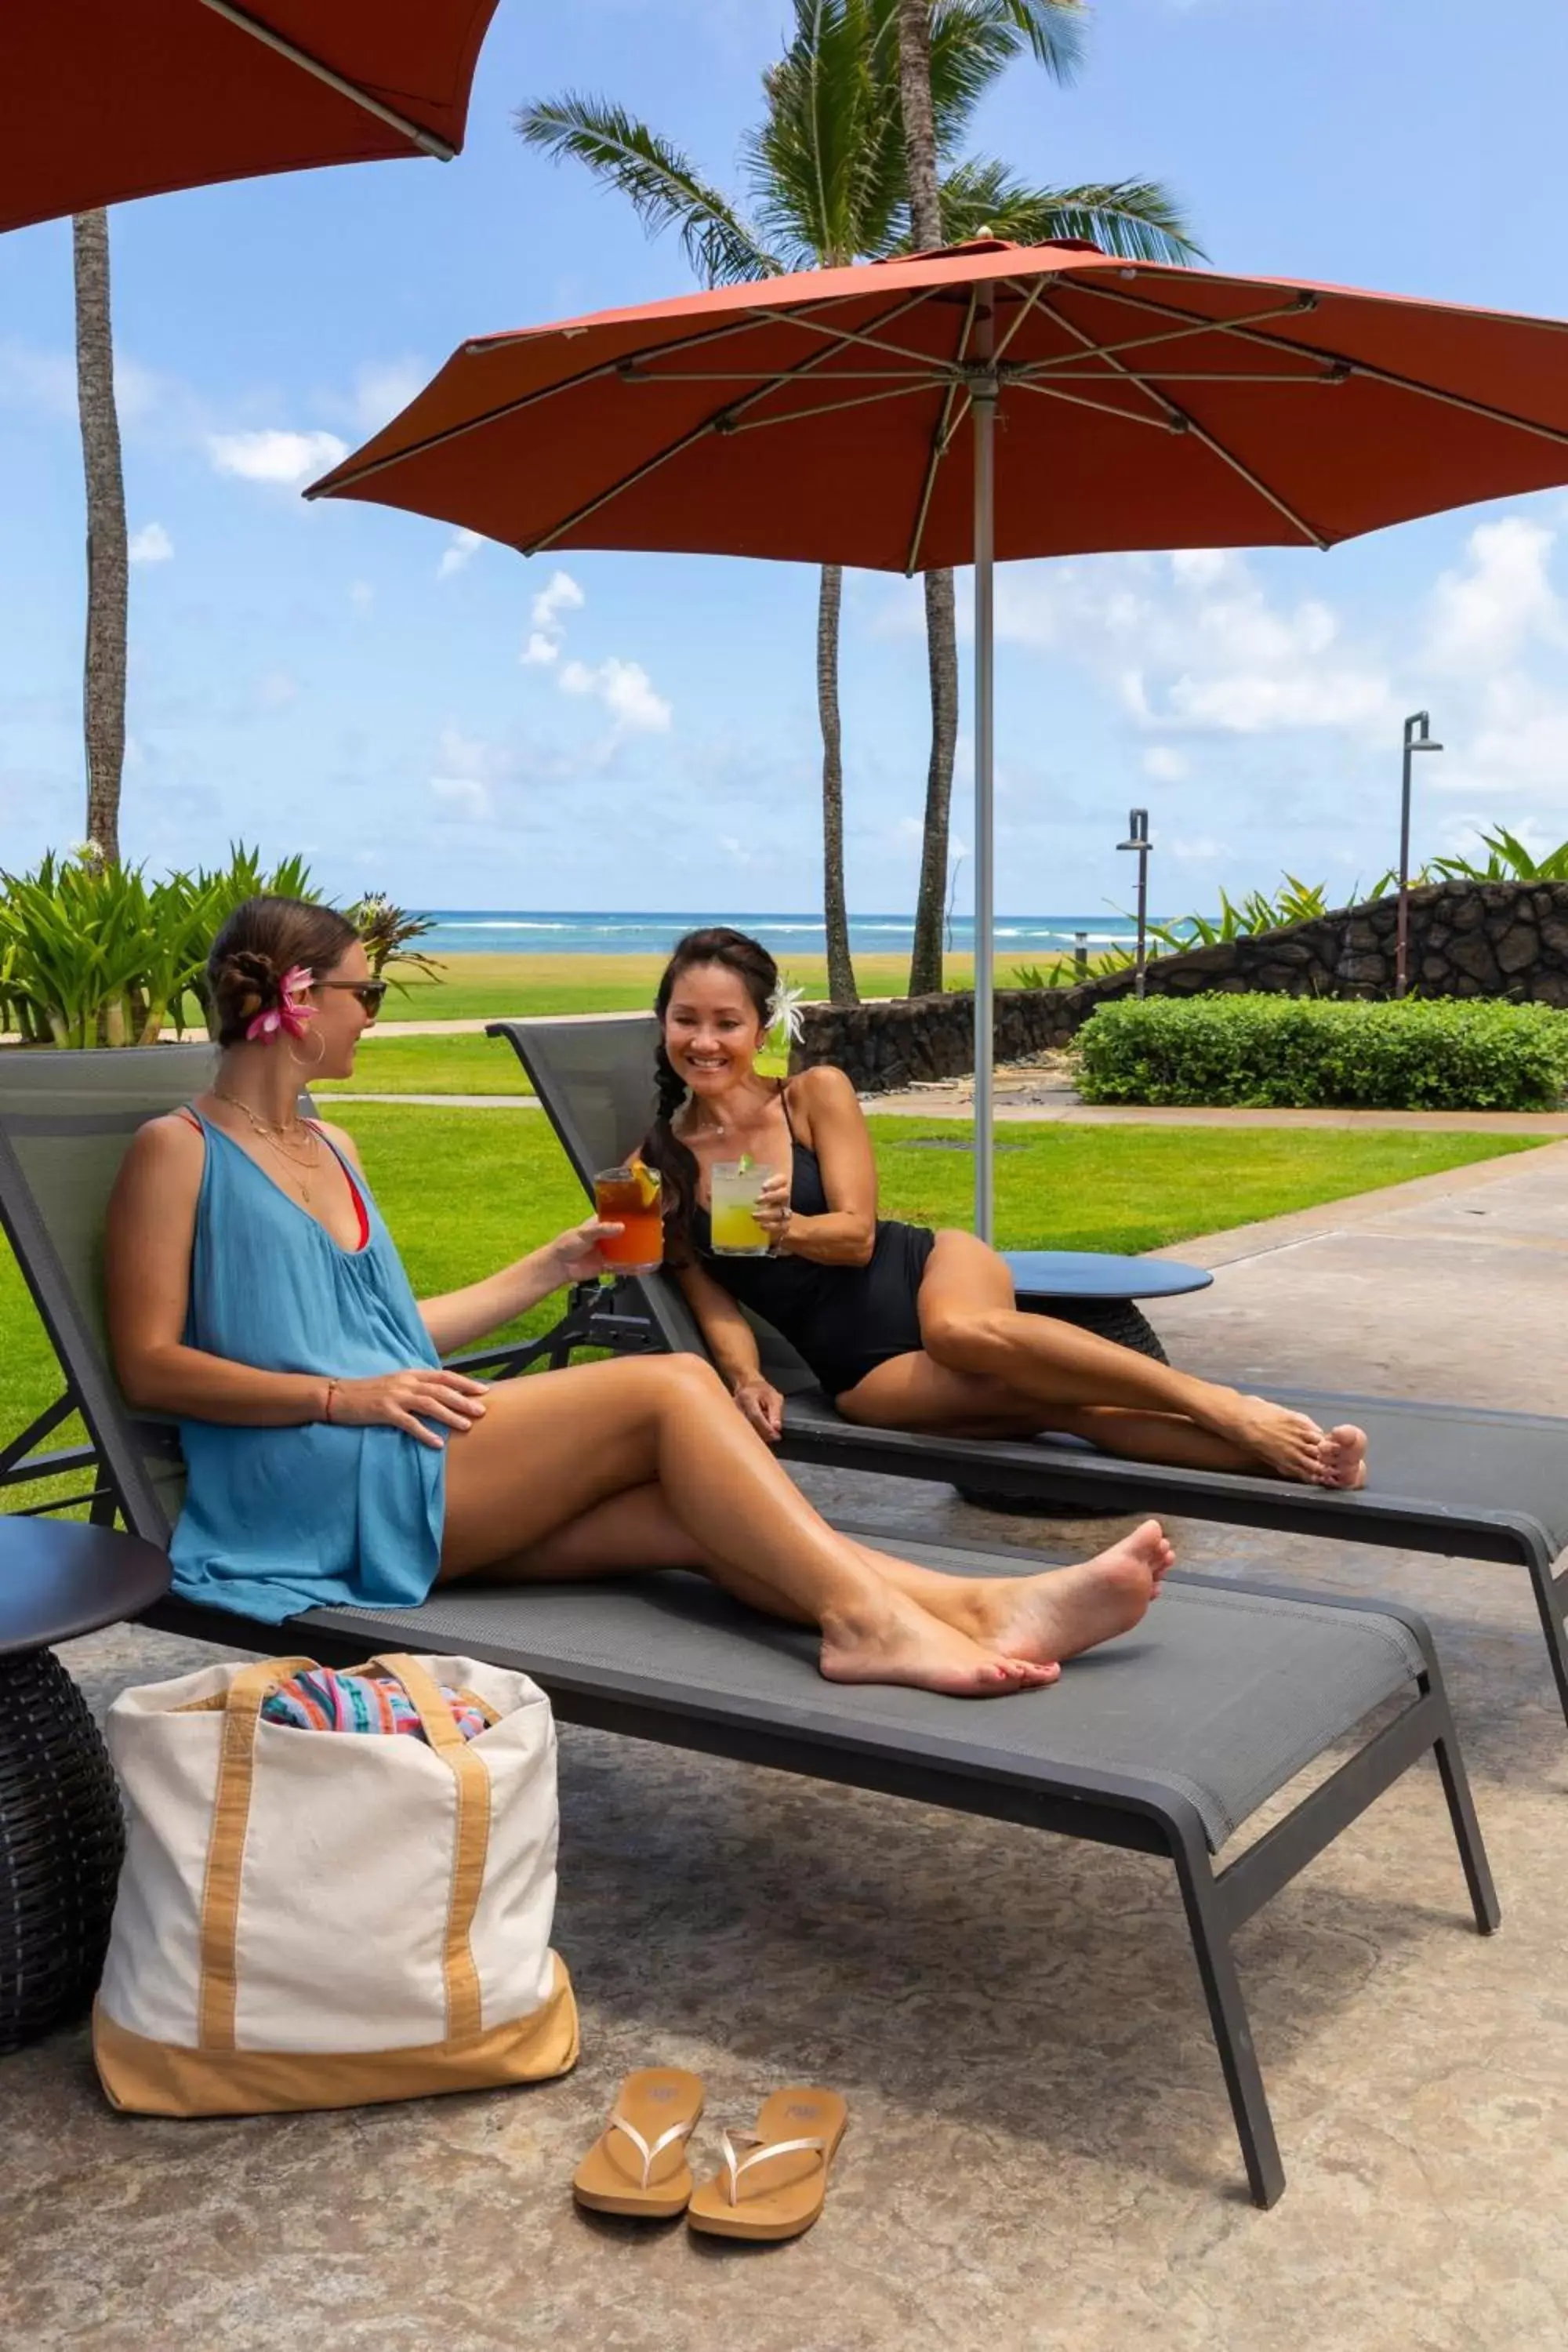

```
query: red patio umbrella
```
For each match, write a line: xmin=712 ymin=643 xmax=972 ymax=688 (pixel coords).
xmin=2 ymin=1 xmax=503 ymax=234
xmin=307 ymin=238 xmax=1568 ymax=1232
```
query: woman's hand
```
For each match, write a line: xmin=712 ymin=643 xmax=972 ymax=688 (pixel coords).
xmin=731 ymin=1373 xmax=786 ymax=1444
xmin=328 ymin=1368 xmax=491 ymax=1450
xmin=752 ymin=1171 xmax=793 ymax=1246
xmin=544 ymin=1217 xmax=623 ymax=1284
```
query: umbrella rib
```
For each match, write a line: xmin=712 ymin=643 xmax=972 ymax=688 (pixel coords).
xmin=1015 ymin=296 xmax=1323 ymax=380
xmin=724 ymin=380 xmax=946 ymax=434
xmin=1071 ymin=278 xmax=1568 ymax=451
xmin=906 ymin=290 xmax=979 ymax=576
xmin=617 ymin=365 xmax=948 ymax=383
xmin=519 ymin=306 xmax=938 ymax=554
xmin=195 ymin=0 xmax=456 ymax=159
xmin=1008 ymin=379 xmax=1181 ymax=431
xmin=314 ymin=288 xmax=943 ymax=499
xmin=1012 ymin=297 xmax=1331 ymax=546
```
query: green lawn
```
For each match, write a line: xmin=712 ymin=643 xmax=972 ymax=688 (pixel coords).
xmin=370 ymin=947 xmax=1040 ymax=1022
xmin=374 ymin=949 xmax=953 ymax=1022
xmin=0 ymin=1103 xmax=1537 ymax=1518
xmin=316 ymin=1033 xmax=535 ymax=1094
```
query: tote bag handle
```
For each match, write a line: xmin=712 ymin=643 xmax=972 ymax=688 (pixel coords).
xmin=198 ymin=1655 xmax=494 ymax=2053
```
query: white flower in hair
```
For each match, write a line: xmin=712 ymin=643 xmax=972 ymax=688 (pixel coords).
xmin=764 ymin=978 xmax=807 ymax=1047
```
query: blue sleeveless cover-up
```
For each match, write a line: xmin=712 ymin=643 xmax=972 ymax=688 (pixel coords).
xmin=169 ymin=1114 xmax=445 ymax=1625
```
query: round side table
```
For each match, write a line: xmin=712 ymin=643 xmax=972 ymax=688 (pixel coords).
xmin=0 ymin=1519 xmax=170 ymax=2052
xmin=956 ymin=1253 xmax=1215 ymax=1515
xmin=1003 ymin=1250 xmax=1214 ymax=1364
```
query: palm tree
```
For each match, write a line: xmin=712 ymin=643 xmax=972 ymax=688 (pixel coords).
xmin=72 ymin=208 xmax=128 ymax=868
xmin=518 ymin=0 xmax=1192 ymax=1004
xmin=896 ymin=0 xmax=1195 ymax=993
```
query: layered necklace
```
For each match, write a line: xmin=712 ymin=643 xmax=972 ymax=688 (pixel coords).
xmin=210 ymin=1088 xmax=321 ymax=1203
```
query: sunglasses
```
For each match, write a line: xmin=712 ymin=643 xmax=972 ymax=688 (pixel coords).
xmin=314 ymin=978 xmax=388 ymax=1020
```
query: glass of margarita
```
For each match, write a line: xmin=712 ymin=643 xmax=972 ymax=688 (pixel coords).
xmin=710 ymin=1159 xmax=774 ymax=1257
xmin=593 ymin=1160 xmax=663 ymax=1273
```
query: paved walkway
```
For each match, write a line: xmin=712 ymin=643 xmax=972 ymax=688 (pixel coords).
xmin=11 ymin=1147 xmax=1568 ymax=2350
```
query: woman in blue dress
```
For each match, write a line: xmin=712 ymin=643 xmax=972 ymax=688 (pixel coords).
xmin=106 ymin=896 xmax=1173 ymax=1698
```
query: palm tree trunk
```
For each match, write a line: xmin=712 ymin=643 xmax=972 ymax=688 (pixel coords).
xmin=818 ymin=561 xmax=858 ymax=1005
xmin=895 ymin=0 xmax=943 ymax=245
xmin=896 ymin=0 xmax=960 ymax=996
xmin=909 ymin=565 xmax=959 ymax=993
xmin=72 ymin=208 xmax=127 ymax=867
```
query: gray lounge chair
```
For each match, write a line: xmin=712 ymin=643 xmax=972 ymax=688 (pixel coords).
xmin=495 ymin=1013 xmax=1568 ymax=1727
xmin=0 ymin=1042 xmax=1497 ymax=2206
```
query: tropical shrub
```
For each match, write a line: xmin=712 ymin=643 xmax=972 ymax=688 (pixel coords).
xmin=1427 ymin=827 xmax=1568 ymax=884
xmin=1077 ymin=993 xmax=1568 ymax=1112
xmin=0 ymin=848 xmax=441 ymax=1048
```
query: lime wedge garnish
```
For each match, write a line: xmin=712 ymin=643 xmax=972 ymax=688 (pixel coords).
xmin=737 ymin=1152 xmax=753 ymax=1173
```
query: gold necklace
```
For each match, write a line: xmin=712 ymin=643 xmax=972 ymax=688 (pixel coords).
xmin=210 ymin=1088 xmax=321 ymax=1202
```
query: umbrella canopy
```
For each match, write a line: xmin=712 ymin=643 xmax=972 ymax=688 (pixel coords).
xmin=2 ymin=0 xmax=503 ymax=234
xmin=308 ymin=238 xmax=1568 ymax=1232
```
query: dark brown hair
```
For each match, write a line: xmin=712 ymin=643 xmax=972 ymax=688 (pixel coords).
xmin=207 ymin=895 xmax=360 ymax=1048
xmin=644 ymin=927 xmax=779 ymax=1257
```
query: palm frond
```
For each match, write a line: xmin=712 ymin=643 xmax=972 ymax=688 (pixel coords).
xmin=515 ymin=95 xmax=779 ymax=285
xmin=987 ymin=0 xmax=1087 ymax=78
xmin=924 ymin=2 xmax=1028 ymax=159
xmin=747 ymin=0 xmax=884 ymax=266
xmin=932 ymin=158 xmax=1203 ymax=261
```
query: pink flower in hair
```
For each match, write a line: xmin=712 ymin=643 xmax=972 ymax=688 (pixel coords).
xmin=245 ymin=964 xmax=317 ymax=1044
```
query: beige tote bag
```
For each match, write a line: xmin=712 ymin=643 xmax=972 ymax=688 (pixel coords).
xmin=94 ymin=1652 xmax=578 ymax=2115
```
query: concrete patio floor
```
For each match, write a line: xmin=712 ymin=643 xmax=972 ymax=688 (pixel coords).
xmin=5 ymin=1145 xmax=1567 ymax=2350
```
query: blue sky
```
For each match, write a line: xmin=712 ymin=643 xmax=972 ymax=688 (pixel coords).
xmin=4 ymin=0 xmax=1568 ymax=918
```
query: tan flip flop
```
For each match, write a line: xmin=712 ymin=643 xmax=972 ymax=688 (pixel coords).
xmin=686 ymin=2087 xmax=848 ymax=2241
xmin=572 ymin=2067 xmax=706 ymax=2219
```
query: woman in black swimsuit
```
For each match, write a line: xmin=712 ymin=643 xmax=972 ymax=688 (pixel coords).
xmin=647 ymin=929 xmax=1370 ymax=1488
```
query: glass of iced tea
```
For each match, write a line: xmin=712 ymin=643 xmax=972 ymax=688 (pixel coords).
xmin=593 ymin=1160 xmax=664 ymax=1274
xmin=710 ymin=1160 xmax=774 ymax=1257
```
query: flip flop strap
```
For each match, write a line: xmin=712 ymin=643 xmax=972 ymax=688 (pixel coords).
xmin=608 ymin=2109 xmax=695 ymax=2189
xmin=721 ymin=2126 xmax=826 ymax=2208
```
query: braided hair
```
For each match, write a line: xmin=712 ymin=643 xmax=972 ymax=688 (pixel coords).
xmin=643 ymin=927 xmax=779 ymax=1259
xmin=206 ymin=895 xmax=360 ymax=1047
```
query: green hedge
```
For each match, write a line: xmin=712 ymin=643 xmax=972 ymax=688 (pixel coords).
xmin=1076 ymin=994 xmax=1568 ymax=1111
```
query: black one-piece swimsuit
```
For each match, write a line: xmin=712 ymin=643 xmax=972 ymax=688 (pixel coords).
xmin=690 ymin=1087 xmax=936 ymax=1399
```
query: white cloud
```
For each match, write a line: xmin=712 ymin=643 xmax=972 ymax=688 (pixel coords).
xmin=532 ymin=571 xmax=585 ymax=632
xmin=0 ymin=338 xmax=76 ymax=416
xmin=558 ymin=655 xmax=672 ymax=735
xmin=206 ymin=428 xmax=348 ymax=486
xmin=992 ymin=546 xmax=1396 ymax=740
xmin=1142 ymin=745 xmax=1189 ymax=782
xmin=522 ymin=630 xmax=560 ymax=666
xmin=1425 ymin=517 xmax=1567 ymax=675
xmin=430 ymin=775 xmax=492 ymax=819
xmin=437 ymin=526 xmax=483 ymax=583
xmin=128 ymin=522 xmax=173 ymax=565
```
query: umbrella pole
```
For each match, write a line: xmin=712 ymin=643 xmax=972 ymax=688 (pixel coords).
xmin=971 ymin=376 xmax=998 ymax=1242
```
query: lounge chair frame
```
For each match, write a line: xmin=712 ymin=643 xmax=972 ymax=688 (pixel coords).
xmin=491 ymin=1014 xmax=1568 ymax=1729
xmin=0 ymin=1045 xmax=1500 ymax=2206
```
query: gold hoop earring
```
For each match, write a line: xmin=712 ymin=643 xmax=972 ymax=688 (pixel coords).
xmin=287 ymin=1029 xmax=327 ymax=1071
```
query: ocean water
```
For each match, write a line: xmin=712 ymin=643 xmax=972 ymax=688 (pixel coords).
xmin=415 ymin=910 xmax=1149 ymax=959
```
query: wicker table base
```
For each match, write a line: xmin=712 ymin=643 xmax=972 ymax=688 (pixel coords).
xmin=0 ymin=1647 xmax=124 ymax=2051
xmin=0 ymin=1517 xmax=170 ymax=2053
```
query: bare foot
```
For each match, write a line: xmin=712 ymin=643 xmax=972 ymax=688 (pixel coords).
xmin=818 ymin=1592 xmax=1058 ymax=1698
xmin=964 ymin=1519 xmax=1173 ymax=1668
xmin=1319 ymin=1425 xmax=1369 ymax=1490
xmin=1222 ymin=1394 xmax=1328 ymax=1482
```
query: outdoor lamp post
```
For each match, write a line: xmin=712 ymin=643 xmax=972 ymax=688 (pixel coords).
xmin=1396 ymin=713 xmax=1444 ymax=998
xmin=1117 ymin=808 xmax=1154 ymax=998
